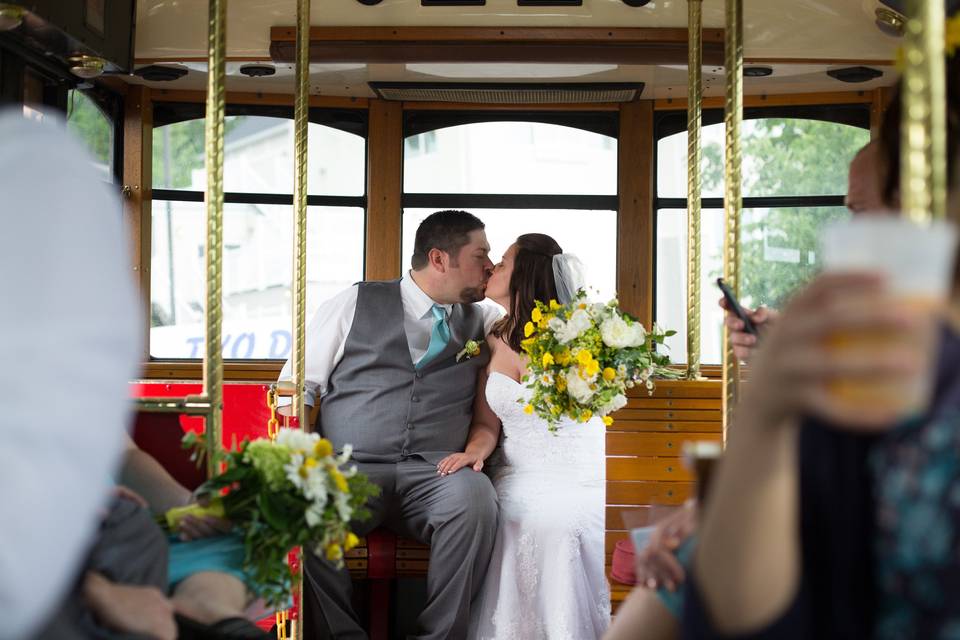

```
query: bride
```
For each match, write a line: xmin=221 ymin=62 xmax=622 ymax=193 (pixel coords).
xmin=437 ymin=233 xmax=610 ymax=640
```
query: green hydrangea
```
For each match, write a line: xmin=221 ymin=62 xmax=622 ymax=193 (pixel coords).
xmin=243 ymin=440 xmax=291 ymax=490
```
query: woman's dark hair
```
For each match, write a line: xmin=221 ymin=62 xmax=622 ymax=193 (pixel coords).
xmin=878 ymin=53 xmax=960 ymax=207
xmin=411 ymin=210 xmax=485 ymax=270
xmin=493 ymin=233 xmax=563 ymax=352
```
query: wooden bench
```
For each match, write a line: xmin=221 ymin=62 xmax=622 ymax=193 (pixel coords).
xmin=605 ymin=379 xmax=723 ymax=610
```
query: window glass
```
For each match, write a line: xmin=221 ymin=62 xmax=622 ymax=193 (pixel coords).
xmin=150 ymin=203 xmax=364 ymax=359
xmin=655 ymin=205 xmax=850 ymax=364
xmin=657 ymin=119 xmax=870 ymax=199
xmin=153 ymin=117 xmax=365 ymax=196
xmin=402 ymin=208 xmax=617 ymax=302
xmin=66 ymin=89 xmax=112 ymax=177
xmin=404 ymin=122 xmax=617 ymax=195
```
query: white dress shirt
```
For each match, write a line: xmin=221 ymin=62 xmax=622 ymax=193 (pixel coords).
xmin=279 ymin=273 xmax=503 ymax=406
xmin=0 ymin=113 xmax=140 ymax=638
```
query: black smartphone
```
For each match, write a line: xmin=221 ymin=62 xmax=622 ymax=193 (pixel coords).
xmin=716 ymin=278 xmax=758 ymax=337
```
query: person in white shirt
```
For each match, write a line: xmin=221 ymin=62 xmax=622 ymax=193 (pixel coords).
xmin=278 ymin=210 xmax=503 ymax=639
xmin=0 ymin=111 xmax=140 ymax=638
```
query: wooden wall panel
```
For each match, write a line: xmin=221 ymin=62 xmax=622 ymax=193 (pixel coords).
xmin=617 ymin=100 xmax=654 ymax=325
xmin=366 ymin=99 xmax=403 ymax=280
xmin=124 ymin=84 xmax=153 ymax=361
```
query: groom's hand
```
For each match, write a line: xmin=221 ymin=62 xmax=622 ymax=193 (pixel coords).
xmin=436 ymin=452 xmax=484 ymax=476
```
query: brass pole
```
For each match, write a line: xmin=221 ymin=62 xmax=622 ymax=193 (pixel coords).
xmin=201 ymin=0 xmax=227 ymax=477
xmin=901 ymin=0 xmax=947 ymax=222
xmin=292 ymin=0 xmax=311 ymax=427
xmin=686 ymin=0 xmax=704 ymax=380
xmin=721 ymin=0 xmax=743 ymax=439
xmin=289 ymin=1 xmax=311 ymax=638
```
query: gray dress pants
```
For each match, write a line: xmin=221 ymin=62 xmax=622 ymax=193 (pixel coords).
xmin=303 ymin=458 xmax=498 ymax=640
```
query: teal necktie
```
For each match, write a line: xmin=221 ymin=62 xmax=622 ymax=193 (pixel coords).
xmin=416 ymin=304 xmax=451 ymax=370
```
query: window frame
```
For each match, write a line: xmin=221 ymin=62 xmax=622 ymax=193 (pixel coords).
xmin=651 ymin=102 xmax=872 ymax=367
xmin=147 ymin=102 xmax=369 ymax=366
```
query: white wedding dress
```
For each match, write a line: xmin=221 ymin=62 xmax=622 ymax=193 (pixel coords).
xmin=470 ymin=371 xmax=610 ymax=640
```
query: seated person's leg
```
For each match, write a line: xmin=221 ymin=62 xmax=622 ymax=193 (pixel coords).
xmin=394 ymin=459 xmax=498 ymax=637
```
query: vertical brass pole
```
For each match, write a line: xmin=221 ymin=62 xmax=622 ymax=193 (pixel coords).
xmin=292 ymin=0 xmax=311 ymax=426
xmin=289 ymin=2 xmax=311 ymax=638
xmin=202 ymin=0 xmax=227 ymax=477
xmin=686 ymin=0 xmax=704 ymax=380
xmin=901 ymin=0 xmax=947 ymax=222
xmin=722 ymin=0 xmax=743 ymax=439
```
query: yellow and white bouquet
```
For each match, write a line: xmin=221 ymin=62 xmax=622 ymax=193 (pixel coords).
xmin=166 ymin=428 xmax=378 ymax=607
xmin=521 ymin=291 xmax=679 ymax=431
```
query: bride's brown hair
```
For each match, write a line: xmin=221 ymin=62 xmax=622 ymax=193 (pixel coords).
xmin=492 ymin=233 xmax=562 ymax=352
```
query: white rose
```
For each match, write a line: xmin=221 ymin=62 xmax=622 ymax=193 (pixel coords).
xmin=599 ymin=393 xmax=628 ymax=415
xmin=628 ymin=322 xmax=647 ymax=347
xmin=565 ymin=366 xmax=596 ymax=403
xmin=600 ymin=316 xmax=634 ymax=348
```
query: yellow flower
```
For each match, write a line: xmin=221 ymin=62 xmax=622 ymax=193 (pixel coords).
xmin=585 ymin=360 xmax=600 ymax=377
xmin=314 ymin=439 xmax=333 ymax=458
xmin=556 ymin=377 xmax=567 ymax=392
xmin=557 ymin=349 xmax=571 ymax=366
xmin=602 ymin=367 xmax=617 ymax=382
xmin=520 ymin=337 xmax=536 ymax=352
xmin=947 ymin=13 xmax=960 ymax=56
xmin=531 ymin=307 xmax=542 ymax=323
xmin=326 ymin=543 xmax=344 ymax=561
xmin=579 ymin=410 xmax=593 ymax=423
xmin=524 ymin=322 xmax=535 ymax=337
xmin=329 ymin=467 xmax=349 ymax=493
xmin=523 ymin=404 xmax=535 ymax=415
xmin=344 ymin=532 xmax=360 ymax=551
xmin=549 ymin=299 xmax=561 ymax=311
xmin=578 ymin=303 xmax=588 ymax=310
xmin=577 ymin=350 xmax=593 ymax=366
xmin=542 ymin=352 xmax=555 ymax=367
xmin=602 ymin=416 xmax=614 ymax=427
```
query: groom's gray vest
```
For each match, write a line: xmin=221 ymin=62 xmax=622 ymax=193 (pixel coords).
xmin=319 ymin=280 xmax=490 ymax=465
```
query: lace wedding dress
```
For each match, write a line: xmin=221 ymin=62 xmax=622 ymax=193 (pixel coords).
xmin=470 ymin=371 xmax=610 ymax=640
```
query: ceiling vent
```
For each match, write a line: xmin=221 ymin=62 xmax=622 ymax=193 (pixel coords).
xmin=826 ymin=66 xmax=883 ymax=83
xmin=744 ymin=66 xmax=773 ymax=77
xmin=369 ymin=82 xmax=644 ymax=104
xmin=134 ymin=64 xmax=189 ymax=82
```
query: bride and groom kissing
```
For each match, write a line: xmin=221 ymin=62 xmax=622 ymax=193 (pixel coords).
xmin=279 ymin=209 xmax=609 ymax=639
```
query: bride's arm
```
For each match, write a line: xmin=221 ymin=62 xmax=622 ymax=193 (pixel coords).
xmin=437 ymin=369 xmax=502 ymax=475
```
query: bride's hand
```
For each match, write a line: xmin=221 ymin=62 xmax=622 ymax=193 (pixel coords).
xmin=437 ymin=452 xmax=484 ymax=476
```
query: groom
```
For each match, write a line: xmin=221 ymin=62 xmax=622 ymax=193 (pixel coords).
xmin=278 ymin=210 xmax=503 ymax=639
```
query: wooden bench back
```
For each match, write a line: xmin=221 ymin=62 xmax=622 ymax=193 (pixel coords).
xmin=605 ymin=379 xmax=723 ymax=606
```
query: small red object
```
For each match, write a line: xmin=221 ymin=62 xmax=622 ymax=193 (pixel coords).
xmin=610 ymin=538 xmax=636 ymax=585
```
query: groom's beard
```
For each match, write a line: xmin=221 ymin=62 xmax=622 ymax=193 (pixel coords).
xmin=459 ymin=286 xmax=486 ymax=304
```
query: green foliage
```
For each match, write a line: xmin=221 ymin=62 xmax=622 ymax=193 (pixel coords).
xmin=701 ymin=119 xmax=869 ymax=308
xmin=177 ymin=430 xmax=379 ymax=607
xmin=153 ymin=117 xmax=241 ymax=189
xmin=66 ymin=91 xmax=111 ymax=166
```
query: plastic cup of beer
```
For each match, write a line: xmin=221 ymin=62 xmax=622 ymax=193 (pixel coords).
xmin=820 ymin=216 xmax=957 ymax=421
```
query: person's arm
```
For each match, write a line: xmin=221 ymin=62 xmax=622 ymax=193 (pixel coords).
xmin=118 ymin=435 xmax=192 ymax=513
xmin=118 ymin=436 xmax=232 ymax=540
xmin=694 ymin=273 xmax=924 ymax=635
xmin=436 ymin=369 xmax=502 ymax=475
xmin=603 ymin=586 xmax=679 ymax=640
xmin=277 ymin=285 xmax=358 ymax=416
xmin=83 ymin=571 xmax=177 ymax=640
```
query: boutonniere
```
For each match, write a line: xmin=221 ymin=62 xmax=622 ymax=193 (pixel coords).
xmin=456 ymin=339 xmax=481 ymax=362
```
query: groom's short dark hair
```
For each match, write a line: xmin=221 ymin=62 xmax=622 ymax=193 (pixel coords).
xmin=411 ymin=210 xmax=485 ymax=270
